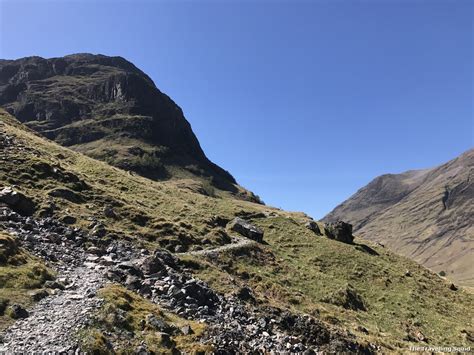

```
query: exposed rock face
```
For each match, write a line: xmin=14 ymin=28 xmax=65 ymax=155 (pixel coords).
xmin=0 ymin=54 xmax=236 ymax=191
xmin=324 ymin=149 xmax=474 ymax=286
xmin=324 ymin=221 xmax=354 ymax=244
xmin=305 ymin=220 xmax=322 ymax=235
xmin=228 ymin=217 xmax=264 ymax=242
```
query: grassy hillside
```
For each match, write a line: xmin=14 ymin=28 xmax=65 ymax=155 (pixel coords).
xmin=324 ymin=152 xmax=474 ymax=287
xmin=1 ymin=109 xmax=473 ymax=351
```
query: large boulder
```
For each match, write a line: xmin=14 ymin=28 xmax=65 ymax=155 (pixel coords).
xmin=139 ymin=249 xmax=177 ymax=275
xmin=324 ymin=221 xmax=354 ymax=244
xmin=227 ymin=217 xmax=264 ymax=242
xmin=305 ymin=221 xmax=322 ymax=235
xmin=0 ymin=187 xmax=35 ymax=216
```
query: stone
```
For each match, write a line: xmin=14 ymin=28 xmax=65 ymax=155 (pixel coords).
xmin=0 ymin=187 xmax=35 ymax=216
xmin=324 ymin=221 xmax=354 ymax=244
xmin=227 ymin=217 xmax=264 ymax=242
xmin=8 ymin=304 xmax=29 ymax=319
xmin=86 ymin=246 xmax=103 ymax=255
xmin=44 ymin=281 xmax=65 ymax=290
xmin=29 ymin=289 xmax=49 ymax=302
xmin=305 ymin=221 xmax=322 ymax=235
xmin=180 ymin=324 xmax=193 ymax=335
xmin=449 ymin=283 xmax=458 ymax=291
xmin=158 ymin=332 xmax=174 ymax=348
xmin=103 ymin=205 xmax=116 ymax=219
xmin=145 ymin=314 xmax=174 ymax=333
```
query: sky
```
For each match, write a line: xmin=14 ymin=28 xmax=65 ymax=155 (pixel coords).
xmin=0 ymin=0 xmax=472 ymax=218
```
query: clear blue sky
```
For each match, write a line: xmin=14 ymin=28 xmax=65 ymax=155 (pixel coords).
xmin=1 ymin=0 xmax=473 ymax=218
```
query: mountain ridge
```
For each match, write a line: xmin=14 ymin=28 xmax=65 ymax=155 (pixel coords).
xmin=0 ymin=53 xmax=263 ymax=202
xmin=324 ymin=149 xmax=474 ymax=286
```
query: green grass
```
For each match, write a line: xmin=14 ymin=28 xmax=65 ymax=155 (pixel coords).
xmin=0 ymin=232 xmax=55 ymax=330
xmin=180 ymin=216 xmax=474 ymax=351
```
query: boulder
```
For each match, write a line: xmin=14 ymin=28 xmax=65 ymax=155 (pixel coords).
xmin=324 ymin=221 xmax=354 ymax=244
xmin=139 ymin=249 xmax=178 ymax=275
xmin=228 ymin=217 xmax=264 ymax=242
xmin=145 ymin=314 xmax=175 ymax=333
xmin=8 ymin=304 xmax=29 ymax=319
xmin=305 ymin=221 xmax=322 ymax=235
xmin=0 ymin=187 xmax=35 ymax=216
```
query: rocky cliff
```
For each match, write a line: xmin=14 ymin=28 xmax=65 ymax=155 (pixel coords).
xmin=0 ymin=54 xmax=241 ymax=194
xmin=324 ymin=149 xmax=474 ymax=286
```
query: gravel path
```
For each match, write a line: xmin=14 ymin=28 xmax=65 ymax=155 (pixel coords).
xmin=0 ymin=259 xmax=107 ymax=353
xmin=0 ymin=207 xmax=113 ymax=353
xmin=177 ymin=236 xmax=255 ymax=256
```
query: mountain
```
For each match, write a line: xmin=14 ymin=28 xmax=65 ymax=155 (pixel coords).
xmin=324 ymin=149 xmax=474 ymax=286
xmin=0 ymin=53 xmax=473 ymax=352
xmin=0 ymin=54 xmax=259 ymax=201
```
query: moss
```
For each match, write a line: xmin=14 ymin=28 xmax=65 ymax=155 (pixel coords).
xmin=78 ymin=284 xmax=211 ymax=354
xmin=183 ymin=215 xmax=474 ymax=350
xmin=0 ymin=232 xmax=55 ymax=330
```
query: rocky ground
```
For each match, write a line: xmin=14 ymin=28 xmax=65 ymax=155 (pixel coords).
xmin=0 ymin=205 xmax=369 ymax=353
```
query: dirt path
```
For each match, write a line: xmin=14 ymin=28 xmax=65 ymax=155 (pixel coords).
xmin=0 ymin=208 xmax=113 ymax=352
xmin=177 ymin=236 xmax=255 ymax=256
xmin=0 ymin=260 xmax=107 ymax=352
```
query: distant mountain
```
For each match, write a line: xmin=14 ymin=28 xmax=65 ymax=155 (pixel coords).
xmin=0 ymin=54 xmax=258 ymax=201
xmin=324 ymin=149 xmax=474 ymax=286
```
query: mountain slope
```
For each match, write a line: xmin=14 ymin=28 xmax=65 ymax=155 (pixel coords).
xmin=1 ymin=109 xmax=473 ymax=351
xmin=324 ymin=150 xmax=474 ymax=286
xmin=0 ymin=54 xmax=259 ymax=200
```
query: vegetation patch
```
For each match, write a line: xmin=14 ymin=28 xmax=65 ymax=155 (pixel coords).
xmin=0 ymin=232 xmax=54 ymax=330
xmin=79 ymin=284 xmax=210 ymax=354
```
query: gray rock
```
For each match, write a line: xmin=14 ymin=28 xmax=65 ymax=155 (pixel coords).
xmin=0 ymin=187 xmax=35 ymax=216
xmin=145 ymin=314 xmax=174 ymax=333
xmin=44 ymin=281 xmax=65 ymax=290
xmin=29 ymin=289 xmax=49 ymax=302
xmin=305 ymin=221 xmax=322 ymax=235
xmin=180 ymin=324 xmax=193 ymax=335
xmin=324 ymin=221 xmax=354 ymax=244
xmin=228 ymin=217 xmax=264 ymax=242
xmin=9 ymin=304 xmax=29 ymax=319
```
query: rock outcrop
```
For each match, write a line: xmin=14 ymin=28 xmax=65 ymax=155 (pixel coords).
xmin=228 ymin=217 xmax=264 ymax=242
xmin=324 ymin=221 xmax=354 ymax=244
xmin=0 ymin=187 xmax=35 ymax=215
xmin=0 ymin=54 xmax=238 ymax=193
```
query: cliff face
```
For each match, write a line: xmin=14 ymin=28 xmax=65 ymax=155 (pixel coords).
xmin=324 ymin=149 xmax=474 ymax=286
xmin=0 ymin=54 xmax=237 ymax=190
